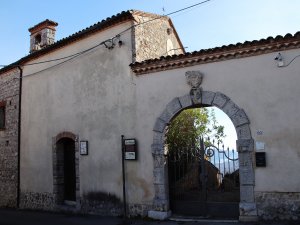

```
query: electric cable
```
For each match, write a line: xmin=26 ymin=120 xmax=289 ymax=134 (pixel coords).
xmin=117 ymin=0 xmax=211 ymax=37
xmin=281 ymin=54 xmax=300 ymax=67
xmin=0 ymin=0 xmax=212 ymax=76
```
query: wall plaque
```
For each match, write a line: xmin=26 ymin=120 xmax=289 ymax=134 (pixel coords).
xmin=256 ymin=152 xmax=266 ymax=167
xmin=80 ymin=140 xmax=88 ymax=155
xmin=124 ymin=139 xmax=137 ymax=160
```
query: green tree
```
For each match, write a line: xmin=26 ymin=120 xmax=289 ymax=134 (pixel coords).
xmin=165 ymin=107 xmax=225 ymax=151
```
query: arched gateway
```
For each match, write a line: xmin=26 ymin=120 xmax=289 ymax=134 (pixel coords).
xmin=149 ymin=72 xmax=257 ymax=221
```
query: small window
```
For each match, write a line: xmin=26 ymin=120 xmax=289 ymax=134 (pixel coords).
xmin=0 ymin=102 xmax=6 ymax=129
xmin=35 ymin=34 xmax=42 ymax=44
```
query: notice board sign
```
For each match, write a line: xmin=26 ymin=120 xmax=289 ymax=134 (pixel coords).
xmin=256 ymin=152 xmax=266 ymax=167
xmin=124 ymin=139 xmax=137 ymax=160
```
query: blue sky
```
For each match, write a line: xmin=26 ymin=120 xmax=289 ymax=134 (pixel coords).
xmin=1 ymin=0 xmax=299 ymax=148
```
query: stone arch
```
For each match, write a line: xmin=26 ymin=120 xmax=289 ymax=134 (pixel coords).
xmin=149 ymin=91 xmax=257 ymax=221
xmin=55 ymin=131 xmax=77 ymax=143
xmin=52 ymin=131 xmax=80 ymax=209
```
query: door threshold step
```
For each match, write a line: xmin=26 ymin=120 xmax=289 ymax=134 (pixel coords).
xmin=169 ymin=215 xmax=239 ymax=223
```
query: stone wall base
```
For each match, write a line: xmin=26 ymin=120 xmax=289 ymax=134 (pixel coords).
xmin=80 ymin=192 xmax=122 ymax=216
xmin=128 ymin=203 xmax=152 ymax=217
xmin=20 ymin=192 xmax=55 ymax=211
xmin=256 ymin=192 xmax=300 ymax=220
xmin=19 ymin=191 xmax=154 ymax=218
xmin=148 ymin=210 xmax=171 ymax=220
xmin=0 ymin=181 xmax=17 ymax=208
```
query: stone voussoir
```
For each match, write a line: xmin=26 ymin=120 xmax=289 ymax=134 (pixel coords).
xmin=222 ymin=99 xmax=240 ymax=118
xmin=158 ymin=108 xmax=173 ymax=124
xmin=212 ymin=92 xmax=229 ymax=108
xmin=165 ymin=97 xmax=182 ymax=117
xmin=153 ymin=118 xmax=167 ymax=133
xmin=231 ymin=109 xmax=250 ymax=128
xmin=153 ymin=131 xmax=164 ymax=145
xmin=201 ymin=91 xmax=216 ymax=105
xmin=179 ymin=94 xmax=193 ymax=109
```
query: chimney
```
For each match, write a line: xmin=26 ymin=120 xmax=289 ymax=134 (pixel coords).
xmin=28 ymin=19 xmax=58 ymax=53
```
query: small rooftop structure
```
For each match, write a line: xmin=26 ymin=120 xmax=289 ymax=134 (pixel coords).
xmin=28 ymin=19 xmax=58 ymax=53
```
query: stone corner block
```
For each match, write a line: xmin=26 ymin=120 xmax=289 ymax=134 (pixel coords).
xmin=239 ymin=169 xmax=255 ymax=185
xmin=212 ymin=92 xmax=229 ymax=108
xmin=153 ymin=154 xmax=166 ymax=168
xmin=236 ymin=124 xmax=252 ymax=139
xmin=239 ymin=202 xmax=258 ymax=217
xmin=237 ymin=139 xmax=254 ymax=152
xmin=179 ymin=94 xmax=192 ymax=109
xmin=148 ymin=210 xmax=171 ymax=220
xmin=154 ymin=184 xmax=168 ymax=199
xmin=201 ymin=91 xmax=216 ymax=105
xmin=151 ymin=144 xmax=164 ymax=155
xmin=153 ymin=168 xmax=166 ymax=185
xmin=240 ymin=185 xmax=255 ymax=202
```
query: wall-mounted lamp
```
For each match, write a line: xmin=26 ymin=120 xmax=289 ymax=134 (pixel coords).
xmin=104 ymin=39 xmax=115 ymax=50
xmin=104 ymin=35 xmax=123 ymax=49
xmin=274 ymin=52 xmax=284 ymax=67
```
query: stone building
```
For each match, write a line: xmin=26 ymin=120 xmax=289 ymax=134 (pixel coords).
xmin=0 ymin=67 xmax=20 ymax=208
xmin=0 ymin=9 xmax=300 ymax=221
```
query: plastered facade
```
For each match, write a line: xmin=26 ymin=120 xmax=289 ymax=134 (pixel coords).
xmin=133 ymin=48 xmax=300 ymax=220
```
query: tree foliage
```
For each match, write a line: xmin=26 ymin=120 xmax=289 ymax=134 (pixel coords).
xmin=165 ymin=107 xmax=225 ymax=151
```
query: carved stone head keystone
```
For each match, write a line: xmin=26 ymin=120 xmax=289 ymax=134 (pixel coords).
xmin=185 ymin=71 xmax=203 ymax=88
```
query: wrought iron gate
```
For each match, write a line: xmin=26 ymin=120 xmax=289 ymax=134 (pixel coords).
xmin=168 ymin=138 xmax=240 ymax=219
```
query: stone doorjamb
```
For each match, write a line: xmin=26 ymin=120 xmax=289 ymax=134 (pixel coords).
xmin=148 ymin=91 xmax=257 ymax=221
xmin=53 ymin=131 xmax=81 ymax=210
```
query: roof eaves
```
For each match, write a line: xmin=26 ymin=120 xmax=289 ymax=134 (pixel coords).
xmin=131 ymin=31 xmax=300 ymax=75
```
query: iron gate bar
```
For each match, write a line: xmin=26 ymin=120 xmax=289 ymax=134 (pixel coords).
xmin=168 ymin=136 xmax=240 ymax=218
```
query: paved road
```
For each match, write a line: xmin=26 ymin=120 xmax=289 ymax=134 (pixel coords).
xmin=0 ymin=209 xmax=298 ymax=225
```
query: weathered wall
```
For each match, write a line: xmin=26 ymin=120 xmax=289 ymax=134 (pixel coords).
xmin=0 ymin=69 xmax=20 ymax=207
xmin=20 ymin=21 xmax=138 ymax=211
xmin=134 ymin=48 xmax=300 ymax=219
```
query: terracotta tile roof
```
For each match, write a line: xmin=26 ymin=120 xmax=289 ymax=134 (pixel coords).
xmin=1 ymin=10 xmax=177 ymax=74
xmin=130 ymin=32 xmax=300 ymax=75
xmin=28 ymin=19 xmax=58 ymax=33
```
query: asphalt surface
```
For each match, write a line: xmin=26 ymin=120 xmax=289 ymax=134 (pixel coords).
xmin=0 ymin=209 xmax=298 ymax=225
